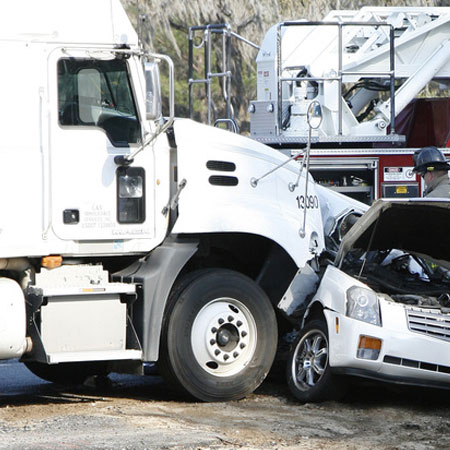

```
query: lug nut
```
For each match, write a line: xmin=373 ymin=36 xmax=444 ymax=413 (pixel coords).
xmin=237 ymin=320 xmax=242 ymax=327
xmin=224 ymin=354 xmax=229 ymax=361
xmin=240 ymin=343 xmax=246 ymax=349
xmin=241 ymin=331 xmax=247 ymax=337
xmin=215 ymin=349 xmax=221 ymax=356
xmin=228 ymin=316 xmax=234 ymax=322
xmin=233 ymin=352 xmax=239 ymax=358
xmin=218 ymin=318 xmax=224 ymax=324
xmin=210 ymin=339 xmax=216 ymax=345
xmin=211 ymin=327 xmax=217 ymax=333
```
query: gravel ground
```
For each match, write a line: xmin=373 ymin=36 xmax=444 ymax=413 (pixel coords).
xmin=1 ymin=362 xmax=450 ymax=450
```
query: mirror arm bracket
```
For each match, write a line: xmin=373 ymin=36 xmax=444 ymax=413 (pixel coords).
xmin=114 ymin=155 xmax=134 ymax=166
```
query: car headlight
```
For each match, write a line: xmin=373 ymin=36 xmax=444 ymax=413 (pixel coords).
xmin=346 ymin=286 xmax=381 ymax=326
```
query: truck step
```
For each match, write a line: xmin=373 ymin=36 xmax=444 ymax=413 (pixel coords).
xmin=46 ymin=349 xmax=142 ymax=364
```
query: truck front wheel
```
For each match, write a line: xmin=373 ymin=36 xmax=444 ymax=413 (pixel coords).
xmin=159 ymin=269 xmax=277 ymax=402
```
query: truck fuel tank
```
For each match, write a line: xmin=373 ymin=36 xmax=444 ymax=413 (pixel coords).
xmin=0 ymin=278 xmax=27 ymax=359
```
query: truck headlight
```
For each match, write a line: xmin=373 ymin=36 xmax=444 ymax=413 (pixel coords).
xmin=116 ymin=167 xmax=145 ymax=224
xmin=346 ymin=286 xmax=381 ymax=326
xmin=119 ymin=175 xmax=143 ymax=198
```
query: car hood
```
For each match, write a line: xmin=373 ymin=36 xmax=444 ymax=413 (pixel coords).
xmin=335 ymin=199 xmax=450 ymax=267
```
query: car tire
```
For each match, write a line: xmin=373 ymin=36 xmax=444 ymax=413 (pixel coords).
xmin=158 ymin=269 xmax=278 ymax=402
xmin=286 ymin=319 xmax=346 ymax=402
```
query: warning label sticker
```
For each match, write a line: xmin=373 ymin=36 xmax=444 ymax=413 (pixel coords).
xmin=383 ymin=167 xmax=415 ymax=182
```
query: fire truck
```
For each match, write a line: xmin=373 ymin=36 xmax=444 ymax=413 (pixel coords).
xmin=189 ymin=7 xmax=450 ymax=204
xmin=0 ymin=0 xmax=365 ymax=402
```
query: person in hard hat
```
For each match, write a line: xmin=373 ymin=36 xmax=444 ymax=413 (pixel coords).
xmin=413 ymin=146 xmax=450 ymax=198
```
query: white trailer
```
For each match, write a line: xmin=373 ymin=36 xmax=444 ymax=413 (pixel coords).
xmin=0 ymin=0 xmax=361 ymax=401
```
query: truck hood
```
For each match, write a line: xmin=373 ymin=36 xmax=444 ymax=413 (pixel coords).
xmin=335 ymin=199 xmax=450 ymax=266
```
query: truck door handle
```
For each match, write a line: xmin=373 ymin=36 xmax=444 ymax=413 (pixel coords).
xmin=63 ymin=209 xmax=80 ymax=224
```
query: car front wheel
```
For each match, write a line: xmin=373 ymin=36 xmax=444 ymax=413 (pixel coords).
xmin=286 ymin=319 xmax=346 ymax=402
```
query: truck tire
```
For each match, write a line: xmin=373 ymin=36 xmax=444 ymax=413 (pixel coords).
xmin=286 ymin=319 xmax=346 ymax=402
xmin=24 ymin=361 xmax=108 ymax=385
xmin=159 ymin=269 xmax=277 ymax=402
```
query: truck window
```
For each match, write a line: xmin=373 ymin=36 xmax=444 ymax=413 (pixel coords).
xmin=58 ymin=58 xmax=141 ymax=147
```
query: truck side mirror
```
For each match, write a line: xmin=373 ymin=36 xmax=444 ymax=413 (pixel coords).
xmin=144 ymin=61 xmax=162 ymax=121
xmin=307 ymin=101 xmax=323 ymax=130
xmin=298 ymin=100 xmax=323 ymax=238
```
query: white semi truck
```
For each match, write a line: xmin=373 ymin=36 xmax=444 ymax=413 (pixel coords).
xmin=0 ymin=0 xmax=362 ymax=401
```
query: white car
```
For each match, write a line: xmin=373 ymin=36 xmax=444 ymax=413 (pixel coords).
xmin=287 ymin=199 xmax=450 ymax=402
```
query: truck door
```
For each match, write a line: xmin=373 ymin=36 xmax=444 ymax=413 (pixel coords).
xmin=49 ymin=53 xmax=154 ymax=242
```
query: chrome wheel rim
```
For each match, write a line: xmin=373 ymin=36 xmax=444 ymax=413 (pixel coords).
xmin=191 ymin=297 xmax=257 ymax=377
xmin=291 ymin=328 xmax=328 ymax=392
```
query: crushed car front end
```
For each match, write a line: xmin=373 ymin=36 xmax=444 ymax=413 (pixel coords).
xmin=318 ymin=265 xmax=450 ymax=389
xmin=287 ymin=199 xmax=450 ymax=401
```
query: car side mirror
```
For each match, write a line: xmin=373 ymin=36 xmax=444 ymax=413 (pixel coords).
xmin=144 ymin=61 xmax=162 ymax=121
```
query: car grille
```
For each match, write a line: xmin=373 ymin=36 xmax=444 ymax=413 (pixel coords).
xmin=406 ymin=307 xmax=450 ymax=342
xmin=383 ymin=355 xmax=450 ymax=374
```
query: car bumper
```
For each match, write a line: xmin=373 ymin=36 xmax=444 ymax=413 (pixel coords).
xmin=324 ymin=307 xmax=450 ymax=388
xmin=331 ymin=366 xmax=450 ymax=390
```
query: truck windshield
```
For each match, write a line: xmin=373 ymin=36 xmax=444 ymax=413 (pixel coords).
xmin=58 ymin=58 xmax=141 ymax=147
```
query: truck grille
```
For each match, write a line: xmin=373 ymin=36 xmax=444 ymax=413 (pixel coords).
xmin=406 ymin=307 xmax=450 ymax=342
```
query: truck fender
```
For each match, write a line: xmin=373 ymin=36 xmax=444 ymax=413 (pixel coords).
xmin=0 ymin=278 xmax=28 ymax=359
xmin=277 ymin=262 xmax=319 ymax=319
xmin=113 ymin=236 xmax=199 ymax=362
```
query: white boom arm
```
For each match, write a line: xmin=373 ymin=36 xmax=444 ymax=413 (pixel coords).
xmin=377 ymin=39 xmax=450 ymax=123
xmin=250 ymin=7 xmax=450 ymax=143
